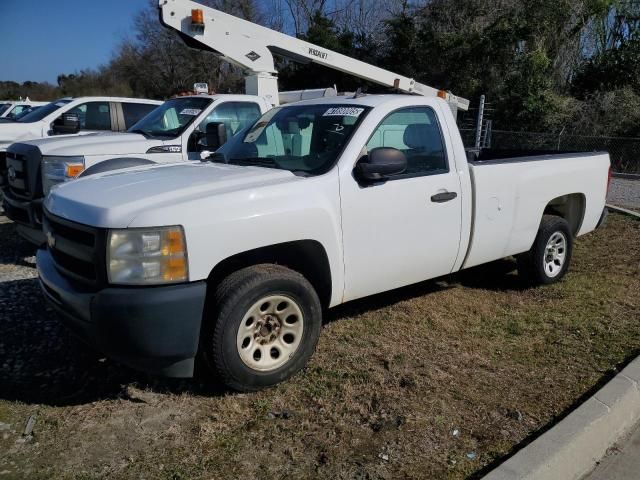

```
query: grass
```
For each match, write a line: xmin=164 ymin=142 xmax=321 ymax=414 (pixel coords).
xmin=0 ymin=214 xmax=638 ymax=479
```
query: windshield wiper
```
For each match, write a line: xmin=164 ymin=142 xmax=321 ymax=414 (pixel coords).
xmin=229 ymin=157 xmax=279 ymax=169
xmin=129 ymin=129 xmax=150 ymax=138
xmin=147 ymin=128 xmax=182 ymax=138
xmin=208 ymin=152 xmax=226 ymax=163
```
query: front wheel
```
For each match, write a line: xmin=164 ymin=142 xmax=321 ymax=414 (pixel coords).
xmin=201 ymin=264 xmax=322 ymax=392
xmin=517 ymin=215 xmax=573 ymax=285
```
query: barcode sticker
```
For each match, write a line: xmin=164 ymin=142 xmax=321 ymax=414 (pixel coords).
xmin=323 ymin=107 xmax=365 ymax=117
xmin=180 ymin=108 xmax=202 ymax=116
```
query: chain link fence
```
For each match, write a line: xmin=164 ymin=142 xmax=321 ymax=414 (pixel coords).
xmin=460 ymin=129 xmax=640 ymax=174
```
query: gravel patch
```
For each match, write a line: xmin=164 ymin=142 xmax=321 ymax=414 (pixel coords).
xmin=608 ymin=178 xmax=640 ymax=211
xmin=0 ymin=217 xmax=141 ymax=405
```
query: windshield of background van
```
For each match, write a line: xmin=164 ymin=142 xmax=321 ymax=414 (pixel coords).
xmin=16 ymin=99 xmax=72 ymax=123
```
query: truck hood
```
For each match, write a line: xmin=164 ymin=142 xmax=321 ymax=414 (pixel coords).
xmin=0 ymin=122 xmax=41 ymax=147
xmin=45 ymin=162 xmax=301 ymax=228
xmin=22 ymin=132 xmax=162 ymax=156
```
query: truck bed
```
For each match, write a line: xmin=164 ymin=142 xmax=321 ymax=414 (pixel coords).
xmin=461 ymin=151 xmax=610 ymax=270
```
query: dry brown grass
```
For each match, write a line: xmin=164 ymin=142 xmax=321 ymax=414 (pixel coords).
xmin=0 ymin=214 xmax=638 ymax=480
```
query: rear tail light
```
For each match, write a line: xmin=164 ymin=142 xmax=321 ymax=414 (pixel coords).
xmin=606 ymin=166 xmax=612 ymax=196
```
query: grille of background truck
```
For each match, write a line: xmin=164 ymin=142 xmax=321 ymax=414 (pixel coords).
xmin=6 ymin=152 xmax=29 ymax=197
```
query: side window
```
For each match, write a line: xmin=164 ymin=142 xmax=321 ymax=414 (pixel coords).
xmin=122 ymin=102 xmax=157 ymax=129
xmin=67 ymin=102 xmax=111 ymax=130
xmin=199 ymin=102 xmax=262 ymax=140
xmin=366 ymin=107 xmax=447 ymax=177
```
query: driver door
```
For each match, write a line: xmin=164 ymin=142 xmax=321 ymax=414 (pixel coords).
xmin=339 ymin=106 xmax=463 ymax=302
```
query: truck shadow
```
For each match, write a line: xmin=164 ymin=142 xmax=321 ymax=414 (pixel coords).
xmin=453 ymin=258 xmax=530 ymax=292
xmin=327 ymin=258 xmax=528 ymax=324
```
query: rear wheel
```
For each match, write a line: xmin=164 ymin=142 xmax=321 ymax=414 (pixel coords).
xmin=201 ymin=264 xmax=322 ymax=392
xmin=517 ymin=215 xmax=573 ymax=285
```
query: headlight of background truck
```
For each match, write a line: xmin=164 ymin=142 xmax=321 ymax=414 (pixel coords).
xmin=42 ymin=156 xmax=85 ymax=195
xmin=107 ymin=226 xmax=188 ymax=285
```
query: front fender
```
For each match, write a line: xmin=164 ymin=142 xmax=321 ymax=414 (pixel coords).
xmin=129 ymin=170 xmax=345 ymax=307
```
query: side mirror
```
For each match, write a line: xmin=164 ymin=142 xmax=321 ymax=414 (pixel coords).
xmin=355 ymin=147 xmax=407 ymax=182
xmin=52 ymin=113 xmax=80 ymax=135
xmin=205 ymin=122 xmax=228 ymax=150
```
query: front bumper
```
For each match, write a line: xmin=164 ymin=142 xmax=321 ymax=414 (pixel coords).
xmin=2 ymin=187 xmax=45 ymax=244
xmin=37 ymin=248 xmax=207 ymax=377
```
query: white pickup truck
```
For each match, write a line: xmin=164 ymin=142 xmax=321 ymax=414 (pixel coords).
xmin=3 ymin=94 xmax=270 ymax=244
xmin=37 ymin=95 xmax=610 ymax=391
xmin=0 ymin=96 xmax=161 ymax=210
xmin=0 ymin=97 xmax=162 ymax=153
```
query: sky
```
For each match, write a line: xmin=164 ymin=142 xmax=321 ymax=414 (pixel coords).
xmin=0 ymin=0 xmax=149 ymax=84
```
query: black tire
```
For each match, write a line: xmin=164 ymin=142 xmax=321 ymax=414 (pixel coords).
xmin=201 ymin=264 xmax=322 ymax=392
xmin=517 ymin=215 xmax=573 ymax=285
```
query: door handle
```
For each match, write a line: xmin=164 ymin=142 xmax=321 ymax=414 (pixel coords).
xmin=431 ymin=191 xmax=458 ymax=203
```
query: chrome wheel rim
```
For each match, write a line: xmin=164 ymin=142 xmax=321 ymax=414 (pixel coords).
xmin=543 ymin=231 xmax=567 ymax=278
xmin=236 ymin=295 xmax=304 ymax=372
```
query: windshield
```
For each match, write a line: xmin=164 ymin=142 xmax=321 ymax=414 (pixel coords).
xmin=215 ymin=104 xmax=370 ymax=176
xmin=14 ymin=106 xmax=39 ymax=120
xmin=128 ymin=97 xmax=212 ymax=138
xmin=0 ymin=104 xmax=10 ymax=116
xmin=17 ymin=99 xmax=72 ymax=123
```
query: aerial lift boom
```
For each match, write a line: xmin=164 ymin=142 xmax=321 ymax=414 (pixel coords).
xmin=158 ymin=0 xmax=470 ymax=112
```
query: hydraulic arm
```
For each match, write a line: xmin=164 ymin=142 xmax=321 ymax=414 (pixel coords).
xmin=159 ymin=0 xmax=470 ymax=112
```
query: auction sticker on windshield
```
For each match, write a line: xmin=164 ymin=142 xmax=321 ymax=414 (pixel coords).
xmin=323 ymin=107 xmax=365 ymax=117
xmin=180 ymin=109 xmax=202 ymax=116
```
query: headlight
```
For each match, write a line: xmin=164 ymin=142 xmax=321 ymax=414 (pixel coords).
xmin=107 ymin=226 xmax=188 ymax=285
xmin=42 ymin=156 xmax=85 ymax=195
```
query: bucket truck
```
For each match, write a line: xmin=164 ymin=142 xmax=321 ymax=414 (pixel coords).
xmin=158 ymin=0 xmax=470 ymax=113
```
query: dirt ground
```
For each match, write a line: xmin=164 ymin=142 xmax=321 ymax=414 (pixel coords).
xmin=0 ymin=213 xmax=638 ymax=480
